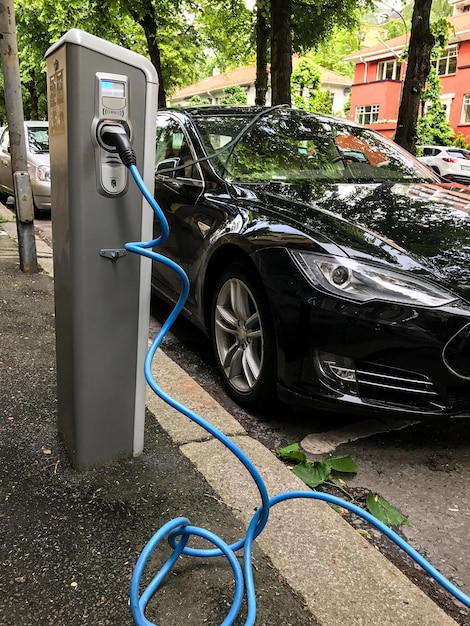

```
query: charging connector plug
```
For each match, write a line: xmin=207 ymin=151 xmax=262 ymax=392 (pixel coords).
xmin=99 ymin=123 xmax=136 ymax=168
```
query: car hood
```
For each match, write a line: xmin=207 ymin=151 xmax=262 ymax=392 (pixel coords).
xmin=28 ymin=152 xmax=49 ymax=166
xmin=254 ymin=180 xmax=470 ymax=302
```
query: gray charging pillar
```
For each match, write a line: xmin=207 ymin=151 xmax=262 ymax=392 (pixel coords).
xmin=45 ymin=30 xmax=158 ymax=468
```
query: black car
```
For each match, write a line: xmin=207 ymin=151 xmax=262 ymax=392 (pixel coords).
xmin=151 ymin=105 xmax=470 ymax=418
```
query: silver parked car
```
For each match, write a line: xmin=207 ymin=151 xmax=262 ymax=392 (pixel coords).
xmin=0 ymin=121 xmax=50 ymax=216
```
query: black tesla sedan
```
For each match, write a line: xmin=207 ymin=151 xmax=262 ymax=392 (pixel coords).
xmin=151 ymin=105 xmax=470 ymax=418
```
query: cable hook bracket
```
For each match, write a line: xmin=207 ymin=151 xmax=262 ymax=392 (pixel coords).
xmin=100 ymin=248 xmax=127 ymax=261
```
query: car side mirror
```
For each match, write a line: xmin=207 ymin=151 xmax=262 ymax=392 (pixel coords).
xmin=156 ymin=157 xmax=183 ymax=178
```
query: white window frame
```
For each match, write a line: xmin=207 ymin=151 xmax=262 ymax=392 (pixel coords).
xmin=377 ymin=59 xmax=401 ymax=81
xmin=461 ymin=94 xmax=470 ymax=124
xmin=423 ymin=93 xmax=454 ymax=119
xmin=432 ymin=45 xmax=458 ymax=76
xmin=355 ymin=104 xmax=379 ymax=125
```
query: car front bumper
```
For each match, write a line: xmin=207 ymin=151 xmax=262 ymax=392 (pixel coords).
xmin=260 ymin=249 xmax=470 ymax=418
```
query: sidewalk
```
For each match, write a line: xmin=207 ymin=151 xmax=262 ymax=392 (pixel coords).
xmin=0 ymin=209 xmax=458 ymax=625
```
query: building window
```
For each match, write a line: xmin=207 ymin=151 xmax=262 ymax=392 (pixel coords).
xmin=355 ymin=104 xmax=379 ymax=125
xmin=377 ymin=59 xmax=401 ymax=81
xmin=423 ymin=94 xmax=453 ymax=120
xmin=461 ymin=94 xmax=470 ymax=124
xmin=432 ymin=46 xmax=457 ymax=76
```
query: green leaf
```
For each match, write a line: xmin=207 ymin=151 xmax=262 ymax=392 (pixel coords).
xmin=293 ymin=461 xmax=331 ymax=488
xmin=275 ymin=443 xmax=307 ymax=463
xmin=357 ymin=528 xmax=372 ymax=540
xmin=325 ymin=455 xmax=358 ymax=474
xmin=366 ymin=492 xmax=413 ymax=527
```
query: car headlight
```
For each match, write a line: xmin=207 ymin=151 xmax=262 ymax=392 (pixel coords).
xmin=290 ymin=251 xmax=457 ymax=307
xmin=36 ymin=165 xmax=51 ymax=182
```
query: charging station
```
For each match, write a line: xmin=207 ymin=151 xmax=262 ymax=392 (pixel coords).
xmin=45 ymin=30 xmax=158 ymax=468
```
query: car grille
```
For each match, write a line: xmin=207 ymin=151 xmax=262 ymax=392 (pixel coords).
xmin=356 ymin=361 xmax=444 ymax=410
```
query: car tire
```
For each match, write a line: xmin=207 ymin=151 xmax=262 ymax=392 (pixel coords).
xmin=33 ymin=201 xmax=44 ymax=220
xmin=210 ymin=263 xmax=277 ymax=410
xmin=0 ymin=191 xmax=10 ymax=206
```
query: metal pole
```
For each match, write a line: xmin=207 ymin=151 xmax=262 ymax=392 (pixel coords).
xmin=0 ymin=0 xmax=38 ymax=273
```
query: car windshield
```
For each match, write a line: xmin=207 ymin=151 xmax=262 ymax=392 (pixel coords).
xmin=28 ymin=127 xmax=49 ymax=153
xmin=193 ymin=109 xmax=435 ymax=185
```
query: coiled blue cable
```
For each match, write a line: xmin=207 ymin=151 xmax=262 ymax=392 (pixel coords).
xmin=125 ymin=163 xmax=470 ymax=625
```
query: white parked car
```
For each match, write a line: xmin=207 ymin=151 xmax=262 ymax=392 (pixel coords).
xmin=417 ymin=145 xmax=470 ymax=185
xmin=0 ymin=121 xmax=50 ymax=217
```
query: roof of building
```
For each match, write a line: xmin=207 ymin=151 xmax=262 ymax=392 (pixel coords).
xmin=171 ymin=61 xmax=352 ymax=101
xmin=345 ymin=12 xmax=470 ymax=63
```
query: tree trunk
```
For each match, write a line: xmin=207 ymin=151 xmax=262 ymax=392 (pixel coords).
xmin=27 ymin=79 xmax=39 ymax=120
xmin=128 ymin=1 xmax=167 ymax=108
xmin=394 ymin=0 xmax=434 ymax=153
xmin=255 ymin=1 xmax=269 ymax=105
xmin=270 ymin=0 xmax=292 ymax=106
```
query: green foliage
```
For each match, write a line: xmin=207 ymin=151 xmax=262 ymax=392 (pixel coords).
xmin=219 ymin=85 xmax=248 ymax=105
xmin=381 ymin=0 xmax=452 ymax=39
xmin=188 ymin=95 xmax=210 ymax=105
xmin=291 ymin=0 xmax=372 ymax=54
xmin=430 ymin=0 xmax=453 ymax=22
xmin=414 ymin=11 xmax=454 ymax=135
xmin=11 ymin=0 xmax=149 ymax=118
xmin=431 ymin=17 xmax=454 ymax=52
xmin=275 ymin=443 xmax=412 ymax=527
xmin=453 ymin=132 xmax=470 ymax=149
xmin=366 ymin=492 xmax=413 ymax=527
xmin=291 ymin=57 xmax=333 ymax=114
xmin=6 ymin=0 xmax=254 ymax=117
xmin=416 ymin=66 xmax=454 ymax=147
xmin=307 ymin=27 xmax=359 ymax=79
xmin=384 ymin=18 xmax=407 ymax=40
xmin=309 ymin=90 xmax=333 ymax=114
xmin=291 ymin=57 xmax=321 ymax=110
xmin=194 ymin=0 xmax=254 ymax=72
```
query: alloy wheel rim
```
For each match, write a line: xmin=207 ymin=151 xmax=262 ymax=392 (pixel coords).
xmin=214 ymin=278 xmax=264 ymax=393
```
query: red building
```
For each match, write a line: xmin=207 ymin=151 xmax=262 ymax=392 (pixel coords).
xmin=345 ymin=0 xmax=470 ymax=143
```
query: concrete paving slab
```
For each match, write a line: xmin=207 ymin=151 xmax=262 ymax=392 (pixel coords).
xmin=146 ymin=349 xmax=246 ymax=443
xmin=180 ymin=435 xmax=457 ymax=626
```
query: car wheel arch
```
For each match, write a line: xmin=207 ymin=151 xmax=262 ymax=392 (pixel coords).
xmin=201 ymin=245 xmax=281 ymax=361
xmin=207 ymin=255 xmax=279 ymax=409
xmin=202 ymin=244 xmax=262 ymax=332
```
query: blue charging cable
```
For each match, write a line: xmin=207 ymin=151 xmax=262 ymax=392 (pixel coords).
xmin=124 ymin=162 xmax=470 ymax=625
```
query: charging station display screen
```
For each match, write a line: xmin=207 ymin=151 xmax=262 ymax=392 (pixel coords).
xmin=101 ymin=79 xmax=125 ymax=98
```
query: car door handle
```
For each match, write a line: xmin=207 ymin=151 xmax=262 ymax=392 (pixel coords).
xmin=162 ymin=178 xmax=183 ymax=191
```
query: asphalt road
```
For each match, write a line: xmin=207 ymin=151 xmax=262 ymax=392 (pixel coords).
xmin=35 ymin=214 xmax=470 ymax=622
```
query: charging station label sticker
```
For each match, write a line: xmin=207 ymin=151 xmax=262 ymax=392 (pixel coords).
xmin=49 ymin=70 xmax=66 ymax=136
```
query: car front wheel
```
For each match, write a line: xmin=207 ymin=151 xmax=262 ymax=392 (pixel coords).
xmin=210 ymin=263 xmax=277 ymax=410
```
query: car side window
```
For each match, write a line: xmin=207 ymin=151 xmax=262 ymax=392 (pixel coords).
xmin=448 ymin=150 xmax=467 ymax=159
xmin=155 ymin=116 xmax=201 ymax=181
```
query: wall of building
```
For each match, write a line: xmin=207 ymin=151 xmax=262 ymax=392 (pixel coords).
xmin=348 ymin=40 xmax=470 ymax=145
xmin=348 ymin=62 xmax=402 ymax=126
xmin=439 ymin=41 xmax=470 ymax=142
